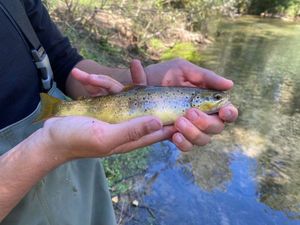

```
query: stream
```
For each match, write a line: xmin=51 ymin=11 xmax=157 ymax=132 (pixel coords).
xmin=125 ymin=16 xmax=300 ymax=225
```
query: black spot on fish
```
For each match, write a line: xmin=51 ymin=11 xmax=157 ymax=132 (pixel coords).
xmin=72 ymin=186 xmax=78 ymax=192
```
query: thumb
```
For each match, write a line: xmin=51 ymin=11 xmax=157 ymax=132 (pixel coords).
xmin=105 ymin=116 xmax=162 ymax=151
xmin=130 ymin=59 xmax=148 ymax=85
xmin=71 ymin=68 xmax=124 ymax=94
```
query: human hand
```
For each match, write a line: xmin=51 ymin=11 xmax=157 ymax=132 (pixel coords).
xmin=41 ymin=116 xmax=175 ymax=161
xmin=130 ymin=58 xmax=238 ymax=151
xmin=70 ymin=68 xmax=124 ymax=97
xmin=69 ymin=60 xmax=150 ymax=97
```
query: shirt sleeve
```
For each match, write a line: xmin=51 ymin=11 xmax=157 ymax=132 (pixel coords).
xmin=23 ymin=0 xmax=83 ymax=92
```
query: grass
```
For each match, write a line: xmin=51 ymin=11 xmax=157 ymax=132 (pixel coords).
xmin=103 ymin=147 xmax=150 ymax=196
xmin=161 ymin=42 xmax=204 ymax=64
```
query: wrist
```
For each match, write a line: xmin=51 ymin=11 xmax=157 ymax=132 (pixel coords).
xmin=32 ymin=127 xmax=69 ymax=169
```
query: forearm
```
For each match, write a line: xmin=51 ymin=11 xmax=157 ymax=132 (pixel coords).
xmin=66 ymin=59 xmax=131 ymax=98
xmin=0 ymin=129 xmax=65 ymax=221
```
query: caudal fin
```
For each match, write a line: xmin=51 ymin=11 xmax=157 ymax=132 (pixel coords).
xmin=35 ymin=93 xmax=62 ymax=122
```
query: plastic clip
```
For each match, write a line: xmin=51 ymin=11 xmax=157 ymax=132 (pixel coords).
xmin=31 ymin=46 xmax=53 ymax=91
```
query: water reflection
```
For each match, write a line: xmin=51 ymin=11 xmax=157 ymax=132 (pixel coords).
xmin=203 ymin=17 xmax=300 ymax=218
xmin=125 ymin=17 xmax=300 ymax=224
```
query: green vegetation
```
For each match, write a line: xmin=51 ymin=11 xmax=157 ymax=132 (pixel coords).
xmin=102 ymin=147 xmax=150 ymax=196
xmin=161 ymin=42 xmax=204 ymax=64
xmin=248 ymin=0 xmax=300 ymax=15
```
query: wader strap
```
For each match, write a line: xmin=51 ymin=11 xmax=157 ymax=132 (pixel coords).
xmin=0 ymin=0 xmax=53 ymax=91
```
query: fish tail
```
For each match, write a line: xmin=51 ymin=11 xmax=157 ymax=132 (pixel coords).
xmin=35 ymin=93 xmax=62 ymax=122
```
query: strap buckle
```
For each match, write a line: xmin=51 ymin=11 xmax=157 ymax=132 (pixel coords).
xmin=31 ymin=46 xmax=53 ymax=91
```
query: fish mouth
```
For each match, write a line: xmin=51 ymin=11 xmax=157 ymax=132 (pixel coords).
xmin=206 ymin=97 xmax=231 ymax=114
xmin=218 ymin=97 xmax=231 ymax=107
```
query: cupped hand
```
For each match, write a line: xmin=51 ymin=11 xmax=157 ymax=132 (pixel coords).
xmin=41 ymin=116 xmax=175 ymax=161
xmin=144 ymin=58 xmax=234 ymax=90
xmin=70 ymin=60 xmax=150 ymax=97
xmin=172 ymin=106 xmax=238 ymax=151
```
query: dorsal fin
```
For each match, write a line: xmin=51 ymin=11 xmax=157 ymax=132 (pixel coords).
xmin=122 ymin=84 xmax=146 ymax=91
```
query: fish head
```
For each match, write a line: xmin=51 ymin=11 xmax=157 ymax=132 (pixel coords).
xmin=191 ymin=90 xmax=230 ymax=114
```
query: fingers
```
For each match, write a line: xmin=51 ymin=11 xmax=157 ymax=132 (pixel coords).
xmin=130 ymin=59 xmax=147 ymax=85
xmin=174 ymin=117 xmax=211 ymax=151
xmin=186 ymin=109 xmax=225 ymax=134
xmin=201 ymin=68 xmax=233 ymax=90
xmin=173 ymin=108 xmax=227 ymax=152
xmin=71 ymin=68 xmax=123 ymax=94
xmin=218 ymin=104 xmax=239 ymax=123
xmin=177 ymin=59 xmax=234 ymax=91
xmin=103 ymin=116 xmax=163 ymax=152
xmin=112 ymin=126 xmax=176 ymax=154
xmin=190 ymin=67 xmax=233 ymax=90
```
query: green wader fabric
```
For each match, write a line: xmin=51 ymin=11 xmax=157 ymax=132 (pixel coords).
xmin=0 ymin=85 xmax=117 ymax=225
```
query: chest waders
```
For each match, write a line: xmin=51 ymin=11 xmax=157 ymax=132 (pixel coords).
xmin=0 ymin=1 xmax=116 ymax=224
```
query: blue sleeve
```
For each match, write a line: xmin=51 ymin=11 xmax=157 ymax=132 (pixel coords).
xmin=23 ymin=0 xmax=83 ymax=92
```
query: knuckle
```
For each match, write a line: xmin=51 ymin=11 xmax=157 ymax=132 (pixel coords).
xmin=215 ymin=123 xmax=225 ymax=133
xmin=199 ymin=120 xmax=210 ymax=131
xmin=176 ymin=141 xmax=190 ymax=152
xmin=173 ymin=133 xmax=193 ymax=152
xmin=196 ymin=135 xmax=211 ymax=146
xmin=191 ymin=132 xmax=204 ymax=145
xmin=100 ymin=75 xmax=112 ymax=82
xmin=86 ymin=74 xmax=94 ymax=83
xmin=180 ymin=142 xmax=193 ymax=152
xmin=199 ymin=116 xmax=224 ymax=134
xmin=126 ymin=127 xmax=145 ymax=142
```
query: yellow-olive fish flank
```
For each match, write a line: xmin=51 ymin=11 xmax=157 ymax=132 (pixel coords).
xmin=37 ymin=86 xmax=230 ymax=125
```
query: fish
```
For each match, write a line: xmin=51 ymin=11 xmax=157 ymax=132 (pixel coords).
xmin=36 ymin=85 xmax=230 ymax=125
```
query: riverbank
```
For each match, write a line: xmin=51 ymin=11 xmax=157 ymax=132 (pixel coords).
xmin=49 ymin=2 xmax=299 ymax=68
xmin=48 ymin=0 xmax=213 ymax=67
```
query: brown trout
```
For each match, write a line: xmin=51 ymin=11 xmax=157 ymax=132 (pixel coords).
xmin=37 ymin=86 xmax=230 ymax=125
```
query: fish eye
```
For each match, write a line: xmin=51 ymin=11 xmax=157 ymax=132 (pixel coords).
xmin=213 ymin=93 xmax=223 ymax=100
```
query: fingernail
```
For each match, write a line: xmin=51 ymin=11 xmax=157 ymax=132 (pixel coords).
xmin=224 ymin=109 xmax=233 ymax=119
xmin=177 ymin=118 xmax=187 ymax=130
xmin=72 ymin=68 xmax=82 ymax=73
xmin=175 ymin=133 xmax=184 ymax=143
xmin=187 ymin=110 xmax=198 ymax=121
xmin=148 ymin=119 xmax=162 ymax=132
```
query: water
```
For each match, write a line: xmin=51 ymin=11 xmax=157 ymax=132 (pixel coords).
xmin=125 ymin=16 xmax=300 ymax=225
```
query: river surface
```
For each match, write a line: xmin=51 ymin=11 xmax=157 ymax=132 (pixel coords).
xmin=125 ymin=16 xmax=300 ymax=225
